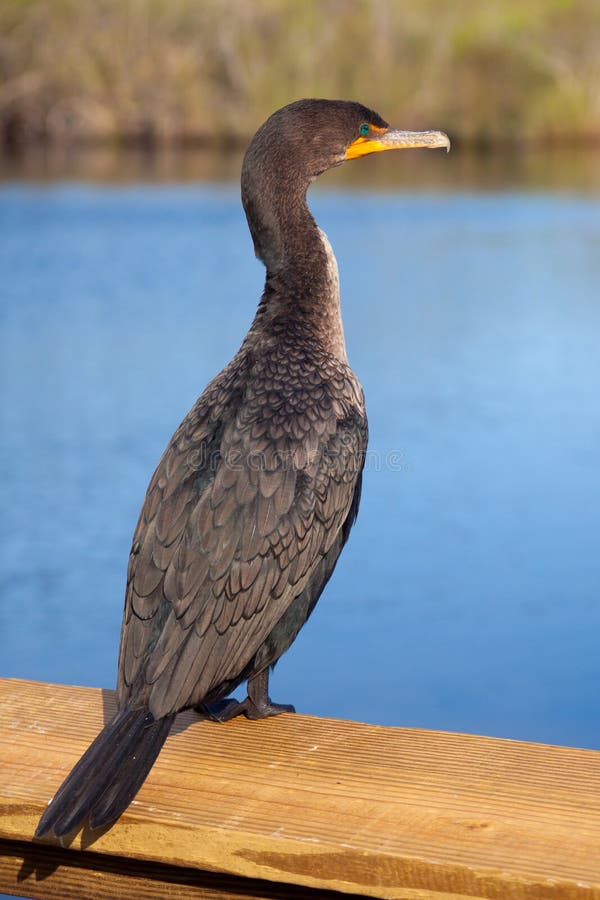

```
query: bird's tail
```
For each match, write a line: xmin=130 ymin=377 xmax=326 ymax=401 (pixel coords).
xmin=35 ymin=707 xmax=175 ymax=838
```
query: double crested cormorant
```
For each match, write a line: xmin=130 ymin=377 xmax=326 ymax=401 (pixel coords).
xmin=36 ymin=99 xmax=449 ymax=839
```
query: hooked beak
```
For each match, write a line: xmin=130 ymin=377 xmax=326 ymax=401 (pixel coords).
xmin=346 ymin=128 xmax=450 ymax=160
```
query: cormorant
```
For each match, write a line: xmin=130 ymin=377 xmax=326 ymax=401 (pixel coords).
xmin=35 ymin=99 xmax=449 ymax=839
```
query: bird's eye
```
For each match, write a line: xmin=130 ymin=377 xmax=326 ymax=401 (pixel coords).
xmin=359 ymin=123 xmax=370 ymax=136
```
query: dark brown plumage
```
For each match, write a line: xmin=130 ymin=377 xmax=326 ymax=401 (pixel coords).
xmin=35 ymin=99 xmax=449 ymax=839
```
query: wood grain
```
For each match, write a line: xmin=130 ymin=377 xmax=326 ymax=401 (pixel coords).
xmin=0 ymin=838 xmax=373 ymax=900
xmin=1 ymin=678 xmax=599 ymax=900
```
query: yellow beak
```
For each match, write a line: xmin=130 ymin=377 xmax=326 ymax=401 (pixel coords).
xmin=346 ymin=128 xmax=450 ymax=160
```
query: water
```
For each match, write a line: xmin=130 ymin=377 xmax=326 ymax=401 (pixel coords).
xmin=1 ymin=174 xmax=600 ymax=760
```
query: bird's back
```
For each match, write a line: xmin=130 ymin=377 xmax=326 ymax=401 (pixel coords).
xmin=118 ymin=330 xmax=367 ymax=720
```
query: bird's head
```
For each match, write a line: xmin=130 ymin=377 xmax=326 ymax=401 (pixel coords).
xmin=242 ymin=99 xmax=450 ymax=185
xmin=241 ymin=99 xmax=450 ymax=274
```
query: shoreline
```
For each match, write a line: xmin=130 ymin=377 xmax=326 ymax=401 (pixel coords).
xmin=2 ymin=141 xmax=600 ymax=191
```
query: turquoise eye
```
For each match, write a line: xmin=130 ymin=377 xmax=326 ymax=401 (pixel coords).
xmin=359 ymin=123 xmax=370 ymax=136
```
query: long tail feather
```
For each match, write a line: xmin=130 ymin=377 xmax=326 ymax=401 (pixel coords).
xmin=88 ymin=713 xmax=173 ymax=829
xmin=35 ymin=708 xmax=174 ymax=838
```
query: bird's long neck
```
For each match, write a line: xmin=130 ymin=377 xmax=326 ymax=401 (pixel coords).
xmin=242 ymin=174 xmax=347 ymax=362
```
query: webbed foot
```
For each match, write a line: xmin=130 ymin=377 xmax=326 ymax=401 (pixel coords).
xmin=196 ymin=669 xmax=295 ymax=722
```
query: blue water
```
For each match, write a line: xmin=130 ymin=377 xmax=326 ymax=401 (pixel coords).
xmin=1 ymin=183 xmax=600 ymax=752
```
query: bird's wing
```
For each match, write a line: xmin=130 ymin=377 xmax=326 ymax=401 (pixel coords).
xmin=118 ymin=357 xmax=367 ymax=719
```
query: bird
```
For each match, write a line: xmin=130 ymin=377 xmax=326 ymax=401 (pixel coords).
xmin=35 ymin=99 xmax=449 ymax=839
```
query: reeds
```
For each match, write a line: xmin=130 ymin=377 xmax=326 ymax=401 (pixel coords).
xmin=1 ymin=0 xmax=599 ymax=148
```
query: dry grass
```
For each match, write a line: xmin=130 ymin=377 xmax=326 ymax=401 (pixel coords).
xmin=1 ymin=0 xmax=600 ymax=146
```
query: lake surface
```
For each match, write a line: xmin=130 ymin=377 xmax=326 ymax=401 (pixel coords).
xmin=1 ymin=167 xmax=600 ymax=754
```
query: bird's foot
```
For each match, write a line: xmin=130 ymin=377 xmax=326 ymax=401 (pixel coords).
xmin=197 ymin=696 xmax=294 ymax=722
xmin=196 ymin=698 xmax=245 ymax=722
xmin=196 ymin=669 xmax=295 ymax=722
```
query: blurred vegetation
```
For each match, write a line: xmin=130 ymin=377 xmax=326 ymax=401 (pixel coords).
xmin=1 ymin=0 xmax=600 ymax=148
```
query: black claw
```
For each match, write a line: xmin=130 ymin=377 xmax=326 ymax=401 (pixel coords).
xmin=245 ymin=699 xmax=295 ymax=720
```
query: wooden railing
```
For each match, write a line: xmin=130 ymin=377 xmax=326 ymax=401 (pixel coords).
xmin=1 ymin=677 xmax=599 ymax=899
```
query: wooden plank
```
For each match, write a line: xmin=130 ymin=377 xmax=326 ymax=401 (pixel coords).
xmin=0 ymin=838 xmax=372 ymax=900
xmin=1 ymin=677 xmax=600 ymax=900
